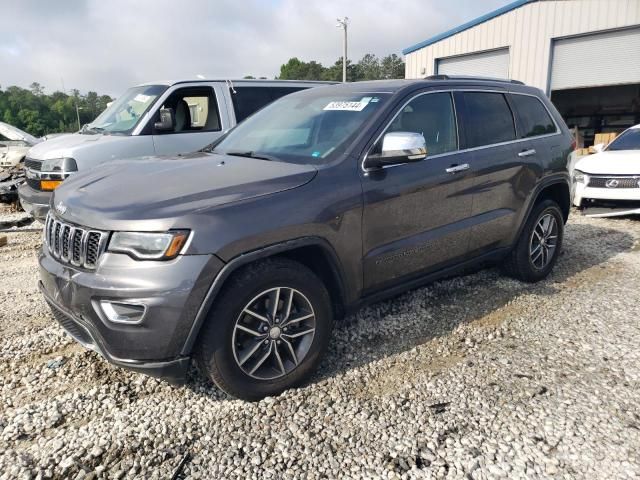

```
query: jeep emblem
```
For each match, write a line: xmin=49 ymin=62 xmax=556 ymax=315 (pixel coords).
xmin=55 ymin=201 xmax=67 ymax=215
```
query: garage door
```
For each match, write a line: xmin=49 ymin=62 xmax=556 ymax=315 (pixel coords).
xmin=437 ymin=49 xmax=510 ymax=78
xmin=551 ymin=28 xmax=640 ymax=90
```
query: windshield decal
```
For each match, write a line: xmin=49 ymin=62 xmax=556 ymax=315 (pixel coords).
xmin=323 ymin=97 xmax=372 ymax=112
xmin=133 ymin=94 xmax=152 ymax=103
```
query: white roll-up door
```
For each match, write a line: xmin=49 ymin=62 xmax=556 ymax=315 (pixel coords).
xmin=436 ymin=49 xmax=510 ymax=78
xmin=551 ymin=28 xmax=640 ymax=90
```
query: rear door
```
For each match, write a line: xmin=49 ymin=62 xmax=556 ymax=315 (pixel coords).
xmin=360 ymin=90 xmax=475 ymax=292
xmin=456 ymin=90 xmax=523 ymax=253
xmin=151 ymin=84 xmax=226 ymax=156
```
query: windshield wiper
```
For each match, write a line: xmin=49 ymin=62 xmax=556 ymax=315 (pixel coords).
xmin=81 ymin=125 xmax=106 ymax=135
xmin=225 ymin=150 xmax=279 ymax=162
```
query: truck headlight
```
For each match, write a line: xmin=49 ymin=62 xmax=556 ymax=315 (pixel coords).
xmin=39 ymin=157 xmax=78 ymax=191
xmin=41 ymin=157 xmax=78 ymax=173
xmin=573 ymin=169 xmax=589 ymax=184
xmin=108 ymin=231 xmax=190 ymax=260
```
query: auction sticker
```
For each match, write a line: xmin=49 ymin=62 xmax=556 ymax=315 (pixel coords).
xmin=324 ymin=97 xmax=372 ymax=111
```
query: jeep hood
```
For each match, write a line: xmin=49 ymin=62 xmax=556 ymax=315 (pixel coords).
xmin=53 ymin=152 xmax=317 ymax=230
xmin=575 ymin=150 xmax=640 ymax=175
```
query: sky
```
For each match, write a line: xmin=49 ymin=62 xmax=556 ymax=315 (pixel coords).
xmin=1 ymin=0 xmax=507 ymax=96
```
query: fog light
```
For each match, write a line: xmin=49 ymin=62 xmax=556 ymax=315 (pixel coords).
xmin=99 ymin=301 xmax=146 ymax=324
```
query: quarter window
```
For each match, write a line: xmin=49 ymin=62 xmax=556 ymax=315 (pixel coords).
xmin=385 ymin=92 xmax=458 ymax=156
xmin=462 ymin=92 xmax=516 ymax=148
xmin=511 ymin=94 xmax=557 ymax=138
xmin=231 ymin=86 xmax=307 ymax=123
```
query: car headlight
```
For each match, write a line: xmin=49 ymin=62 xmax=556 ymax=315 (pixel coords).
xmin=108 ymin=231 xmax=190 ymax=260
xmin=573 ymin=169 xmax=589 ymax=184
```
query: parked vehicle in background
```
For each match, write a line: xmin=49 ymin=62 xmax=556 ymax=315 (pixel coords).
xmin=573 ymin=124 xmax=640 ymax=217
xmin=0 ymin=122 xmax=43 ymax=168
xmin=39 ymin=77 xmax=573 ymax=400
xmin=18 ymin=79 xmax=332 ymax=220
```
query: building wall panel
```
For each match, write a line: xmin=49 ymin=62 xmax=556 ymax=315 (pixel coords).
xmin=404 ymin=0 xmax=640 ymax=92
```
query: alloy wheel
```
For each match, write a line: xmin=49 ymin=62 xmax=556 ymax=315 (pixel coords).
xmin=232 ymin=287 xmax=316 ymax=380
xmin=529 ymin=212 xmax=558 ymax=270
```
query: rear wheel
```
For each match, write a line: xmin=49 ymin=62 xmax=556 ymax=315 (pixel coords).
xmin=196 ymin=258 xmax=333 ymax=400
xmin=503 ymin=199 xmax=564 ymax=282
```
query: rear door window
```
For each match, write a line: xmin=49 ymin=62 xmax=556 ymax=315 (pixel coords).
xmin=462 ymin=92 xmax=516 ymax=148
xmin=231 ymin=86 xmax=307 ymax=123
xmin=511 ymin=94 xmax=557 ymax=138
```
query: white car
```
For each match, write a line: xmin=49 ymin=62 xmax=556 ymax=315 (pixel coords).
xmin=572 ymin=124 xmax=640 ymax=217
xmin=0 ymin=122 xmax=42 ymax=168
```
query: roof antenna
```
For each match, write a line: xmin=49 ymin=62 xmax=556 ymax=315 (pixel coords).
xmin=226 ymin=79 xmax=236 ymax=94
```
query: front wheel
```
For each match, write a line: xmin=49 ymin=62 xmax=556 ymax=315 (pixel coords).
xmin=196 ymin=258 xmax=333 ymax=401
xmin=503 ymin=199 xmax=564 ymax=282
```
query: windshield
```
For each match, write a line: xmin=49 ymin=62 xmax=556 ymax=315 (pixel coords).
xmin=211 ymin=89 xmax=390 ymax=162
xmin=607 ymin=128 xmax=640 ymax=151
xmin=84 ymin=84 xmax=167 ymax=135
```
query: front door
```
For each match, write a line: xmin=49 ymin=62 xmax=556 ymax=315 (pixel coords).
xmin=151 ymin=85 xmax=225 ymax=156
xmin=360 ymin=91 xmax=475 ymax=292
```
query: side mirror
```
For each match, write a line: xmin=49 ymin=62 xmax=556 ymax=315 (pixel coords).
xmin=154 ymin=108 xmax=175 ymax=131
xmin=364 ymin=132 xmax=427 ymax=170
xmin=593 ymin=143 xmax=605 ymax=153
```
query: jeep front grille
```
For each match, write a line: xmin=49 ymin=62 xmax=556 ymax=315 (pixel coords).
xmin=45 ymin=213 xmax=108 ymax=269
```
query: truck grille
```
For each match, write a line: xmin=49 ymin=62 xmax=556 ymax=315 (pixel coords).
xmin=25 ymin=157 xmax=42 ymax=171
xmin=26 ymin=178 xmax=41 ymax=190
xmin=45 ymin=213 xmax=108 ymax=269
xmin=588 ymin=176 xmax=640 ymax=189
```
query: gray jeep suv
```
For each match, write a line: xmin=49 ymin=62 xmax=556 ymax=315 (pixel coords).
xmin=39 ymin=77 xmax=573 ymax=400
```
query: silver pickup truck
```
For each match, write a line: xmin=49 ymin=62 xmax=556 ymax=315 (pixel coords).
xmin=19 ymin=78 xmax=331 ymax=219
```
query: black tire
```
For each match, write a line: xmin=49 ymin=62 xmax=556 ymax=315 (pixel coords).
xmin=196 ymin=257 xmax=333 ymax=401
xmin=503 ymin=199 xmax=564 ymax=282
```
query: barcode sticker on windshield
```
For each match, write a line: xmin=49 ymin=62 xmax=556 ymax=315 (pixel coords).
xmin=324 ymin=97 xmax=371 ymax=111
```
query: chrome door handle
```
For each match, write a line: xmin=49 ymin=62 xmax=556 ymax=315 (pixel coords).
xmin=445 ymin=163 xmax=470 ymax=174
xmin=518 ymin=149 xmax=536 ymax=157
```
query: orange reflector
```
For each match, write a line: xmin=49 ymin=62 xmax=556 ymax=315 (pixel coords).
xmin=40 ymin=180 xmax=62 ymax=191
xmin=164 ymin=233 xmax=189 ymax=258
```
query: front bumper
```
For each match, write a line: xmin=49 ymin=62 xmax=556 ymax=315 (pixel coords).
xmin=18 ymin=182 xmax=51 ymax=220
xmin=573 ymin=182 xmax=640 ymax=217
xmin=39 ymin=244 xmax=224 ymax=383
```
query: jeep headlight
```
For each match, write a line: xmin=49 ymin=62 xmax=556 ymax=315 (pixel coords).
xmin=108 ymin=231 xmax=190 ymax=260
xmin=573 ymin=169 xmax=588 ymax=184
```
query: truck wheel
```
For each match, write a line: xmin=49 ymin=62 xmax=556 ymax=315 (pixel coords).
xmin=503 ymin=199 xmax=564 ymax=282
xmin=196 ymin=258 xmax=333 ymax=401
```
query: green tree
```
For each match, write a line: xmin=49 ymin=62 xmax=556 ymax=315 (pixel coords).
xmin=0 ymin=83 xmax=113 ymax=136
xmin=278 ymin=58 xmax=325 ymax=80
xmin=380 ymin=54 xmax=405 ymax=79
xmin=357 ymin=54 xmax=381 ymax=80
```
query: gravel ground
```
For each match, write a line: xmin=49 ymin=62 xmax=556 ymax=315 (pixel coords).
xmin=1 ymin=212 xmax=639 ymax=479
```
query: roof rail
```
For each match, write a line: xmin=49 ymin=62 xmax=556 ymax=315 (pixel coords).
xmin=424 ymin=74 xmax=525 ymax=85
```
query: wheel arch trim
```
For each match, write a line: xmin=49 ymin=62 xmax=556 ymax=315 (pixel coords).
xmin=180 ymin=236 xmax=347 ymax=356
xmin=513 ymin=173 xmax=571 ymax=244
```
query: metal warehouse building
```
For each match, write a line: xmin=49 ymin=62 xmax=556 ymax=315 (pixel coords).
xmin=403 ymin=0 xmax=640 ymax=146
